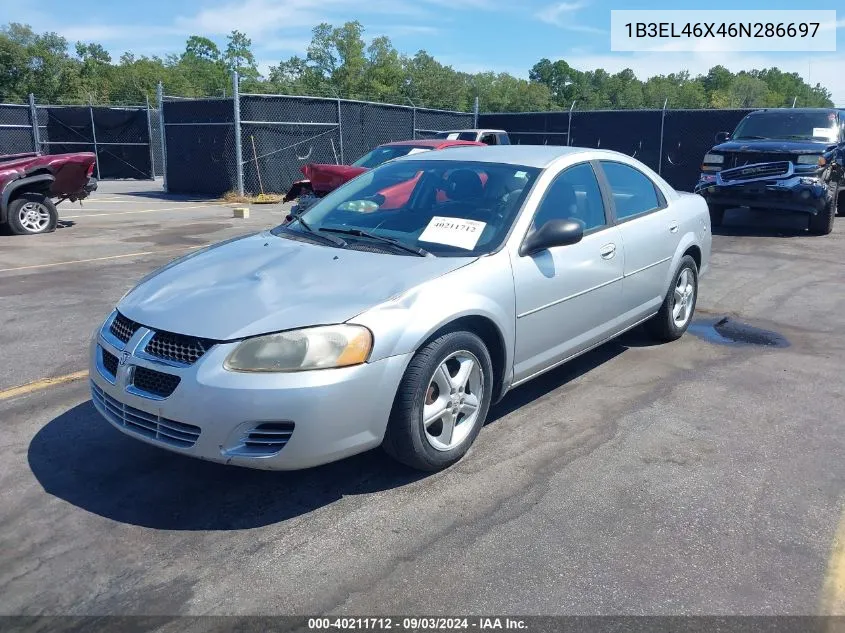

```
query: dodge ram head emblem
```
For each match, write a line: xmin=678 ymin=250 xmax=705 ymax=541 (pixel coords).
xmin=119 ymin=351 xmax=131 ymax=366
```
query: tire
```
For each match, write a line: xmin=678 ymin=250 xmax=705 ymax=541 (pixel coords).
xmin=645 ymin=255 xmax=699 ymax=343
xmin=808 ymin=191 xmax=835 ymax=235
xmin=708 ymin=204 xmax=726 ymax=227
xmin=7 ymin=193 xmax=58 ymax=235
xmin=838 ymin=187 xmax=845 ymax=217
xmin=383 ymin=330 xmax=493 ymax=471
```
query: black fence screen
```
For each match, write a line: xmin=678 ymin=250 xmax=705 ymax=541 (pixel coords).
xmin=162 ymin=98 xmax=237 ymax=195
xmin=1 ymin=101 xmax=155 ymax=179
xmin=480 ymin=109 xmax=755 ymax=191
xmin=163 ymin=93 xmax=474 ymax=196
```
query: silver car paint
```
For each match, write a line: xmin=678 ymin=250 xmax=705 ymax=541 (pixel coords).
xmin=118 ymin=231 xmax=476 ymax=340
xmin=91 ymin=146 xmax=711 ymax=469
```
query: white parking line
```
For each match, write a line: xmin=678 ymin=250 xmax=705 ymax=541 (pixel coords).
xmin=0 ymin=245 xmax=203 ymax=273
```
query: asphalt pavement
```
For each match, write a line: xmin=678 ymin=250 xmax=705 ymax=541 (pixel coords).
xmin=0 ymin=180 xmax=843 ymax=616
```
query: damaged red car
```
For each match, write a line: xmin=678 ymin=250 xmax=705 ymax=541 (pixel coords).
xmin=1 ymin=151 xmax=97 ymax=235
xmin=283 ymin=139 xmax=483 ymax=214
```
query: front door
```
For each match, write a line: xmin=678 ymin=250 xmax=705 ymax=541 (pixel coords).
xmin=511 ymin=162 xmax=624 ymax=384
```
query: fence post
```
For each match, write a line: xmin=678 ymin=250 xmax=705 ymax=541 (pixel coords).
xmin=336 ymin=96 xmax=344 ymax=164
xmin=88 ymin=98 xmax=101 ymax=181
xmin=567 ymin=101 xmax=576 ymax=146
xmin=28 ymin=93 xmax=41 ymax=153
xmin=145 ymin=95 xmax=155 ymax=179
xmin=473 ymin=96 xmax=479 ymax=128
xmin=658 ymin=97 xmax=668 ymax=176
xmin=232 ymin=71 xmax=244 ymax=196
xmin=157 ymin=82 xmax=168 ymax=191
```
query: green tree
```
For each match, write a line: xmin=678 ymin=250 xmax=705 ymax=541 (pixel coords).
xmin=224 ymin=30 xmax=258 ymax=81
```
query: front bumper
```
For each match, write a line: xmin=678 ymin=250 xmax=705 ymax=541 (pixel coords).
xmin=695 ymin=172 xmax=831 ymax=215
xmin=88 ymin=319 xmax=411 ymax=470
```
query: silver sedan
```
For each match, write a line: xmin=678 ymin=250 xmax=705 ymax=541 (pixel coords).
xmin=89 ymin=146 xmax=711 ymax=471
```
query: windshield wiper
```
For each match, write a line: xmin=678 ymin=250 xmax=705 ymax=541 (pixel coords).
xmin=285 ymin=217 xmax=347 ymax=247
xmin=319 ymin=226 xmax=430 ymax=257
xmin=735 ymin=135 xmax=770 ymax=140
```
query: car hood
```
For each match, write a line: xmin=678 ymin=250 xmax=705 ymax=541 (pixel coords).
xmin=118 ymin=231 xmax=475 ymax=340
xmin=714 ymin=139 xmax=836 ymax=154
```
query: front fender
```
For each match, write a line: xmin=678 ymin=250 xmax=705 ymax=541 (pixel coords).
xmin=349 ymin=252 xmax=517 ymax=389
xmin=1 ymin=173 xmax=55 ymax=220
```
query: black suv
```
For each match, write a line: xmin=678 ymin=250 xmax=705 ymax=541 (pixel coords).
xmin=695 ymin=108 xmax=845 ymax=235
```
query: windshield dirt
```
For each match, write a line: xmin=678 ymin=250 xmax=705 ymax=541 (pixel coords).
xmin=276 ymin=159 xmax=539 ymax=257
xmin=732 ymin=111 xmax=838 ymax=142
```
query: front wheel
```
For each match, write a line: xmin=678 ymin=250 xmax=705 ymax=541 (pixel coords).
xmin=7 ymin=193 xmax=58 ymax=235
xmin=382 ymin=331 xmax=493 ymax=471
xmin=808 ymin=192 xmax=835 ymax=236
xmin=645 ymin=255 xmax=699 ymax=342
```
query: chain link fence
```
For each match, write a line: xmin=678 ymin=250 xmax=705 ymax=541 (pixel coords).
xmin=160 ymin=74 xmax=474 ymax=196
xmin=479 ymin=107 xmax=754 ymax=191
xmin=0 ymin=96 xmax=156 ymax=180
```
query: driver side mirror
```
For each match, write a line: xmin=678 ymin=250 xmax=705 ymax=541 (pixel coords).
xmin=715 ymin=131 xmax=730 ymax=144
xmin=519 ymin=218 xmax=584 ymax=257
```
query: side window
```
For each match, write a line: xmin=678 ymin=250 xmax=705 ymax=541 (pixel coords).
xmin=498 ymin=134 xmax=511 ymax=145
xmin=531 ymin=162 xmax=607 ymax=232
xmin=480 ymin=133 xmax=498 ymax=145
xmin=599 ymin=161 xmax=663 ymax=220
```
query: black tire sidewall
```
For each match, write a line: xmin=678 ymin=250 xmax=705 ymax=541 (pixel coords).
xmin=386 ymin=331 xmax=493 ymax=471
xmin=8 ymin=194 xmax=58 ymax=235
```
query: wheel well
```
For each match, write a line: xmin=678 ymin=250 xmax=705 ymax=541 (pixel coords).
xmin=684 ymin=245 xmax=701 ymax=271
xmin=8 ymin=171 xmax=52 ymax=202
xmin=422 ymin=316 xmax=507 ymax=403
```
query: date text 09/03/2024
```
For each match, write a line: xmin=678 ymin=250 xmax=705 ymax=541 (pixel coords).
xmin=308 ymin=617 xmax=528 ymax=630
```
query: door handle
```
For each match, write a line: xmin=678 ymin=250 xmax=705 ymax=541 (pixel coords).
xmin=599 ymin=243 xmax=616 ymax=259
xmin=669 ymin=222 xmax=679 ymax=233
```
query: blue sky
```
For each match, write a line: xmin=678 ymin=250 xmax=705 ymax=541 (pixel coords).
xmin=2 ymin=0 xmax=843 ymax=104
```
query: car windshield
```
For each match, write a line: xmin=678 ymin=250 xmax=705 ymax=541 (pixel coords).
xmin=432 ymin=132 xmax=478 ymax=141
xmin=276 ymin=159 xmax=540 ymax=257
xmin=351 ymin=145 xmax=432 ymax=168
xmin=733 ymin=111 xmax=838 ymax=142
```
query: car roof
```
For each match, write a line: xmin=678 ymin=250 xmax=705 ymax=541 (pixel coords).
xmin=749 ymin=107 xmax=839 ymax=115
xmin=393 ymin=144 xmax=591 ymax=168
xmin=440 ymin=129 xmax=507 ymax=134
xmin=380 ymin=139 xmax=484 ymax=148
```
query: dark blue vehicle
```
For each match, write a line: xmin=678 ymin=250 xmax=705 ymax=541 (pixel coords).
xmin=696 ymin=108 xmax=845 ymax=235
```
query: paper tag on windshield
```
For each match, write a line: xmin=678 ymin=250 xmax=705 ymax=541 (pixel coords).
xmin=419 ymin=216 xmax=486 ymax=250
xmin=406 ymin=147 xmax=430 ymax=156
xmin=812 ymin=127 xmax=833 ymax=140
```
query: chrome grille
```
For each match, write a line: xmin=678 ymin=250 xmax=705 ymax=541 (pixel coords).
xmin=109 ymin=312 xmax=140 ymax=344
xmin=721 ymin=161 xmax=791 ymax=182
xmin=91 ymin=381 xmax=200 ymax=448
xmin=101 ymin=348 xmax=119 ymax=377
xmin=726 ymin=152 xmax=795 ymax=167
xmin=232 ymin=422 xmax=295 ymax=456
xmin=145 ymin=331 xmax=215 ymax=365
xmin=132 ymin=367 xmax=181 ymax=398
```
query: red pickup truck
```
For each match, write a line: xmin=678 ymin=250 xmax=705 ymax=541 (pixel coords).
xmin=1 ymin=151 xmax=97 ymax=235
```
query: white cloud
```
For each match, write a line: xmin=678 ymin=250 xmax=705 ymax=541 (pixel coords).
xmin=561 ymin=51 xmax=845 ymax=106
xmin=536 ymin=1 xmax=605 ymax=34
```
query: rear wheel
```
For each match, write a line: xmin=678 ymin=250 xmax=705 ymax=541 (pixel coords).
xmin=808 ymin=190 xmax=836 ymax=235
xmin=645 ymin=255 xmax=699 ymax=343
xmin=7 ymin=193 xmax=58 ymax=235
xmin=382 ymin=330 xmax=493 ymax=471
xmin=708 ymin=204 xmax=726 ymax=227
xmin=838 ymin=188 xmax=845 ymax=217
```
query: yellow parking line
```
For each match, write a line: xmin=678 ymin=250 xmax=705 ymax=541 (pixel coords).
xmin=822 ymin=509 xmax=845 ymax=616
xmin=0 ymin=245 xmax=202 ymax=273
xmin=0 ymin=370 xmax=88 ymax=401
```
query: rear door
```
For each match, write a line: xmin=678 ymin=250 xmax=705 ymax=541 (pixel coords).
xmin=596 ymin=160 xmax=680 ymax=321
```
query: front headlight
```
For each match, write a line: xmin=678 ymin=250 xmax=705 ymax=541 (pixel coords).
xmin=703 ymin=153 xmax=724 ymax=164
xmin=796 ymin=154 xmax=823 ymax=166
xmin=224 ymin=324 xmax=373 ymax=372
